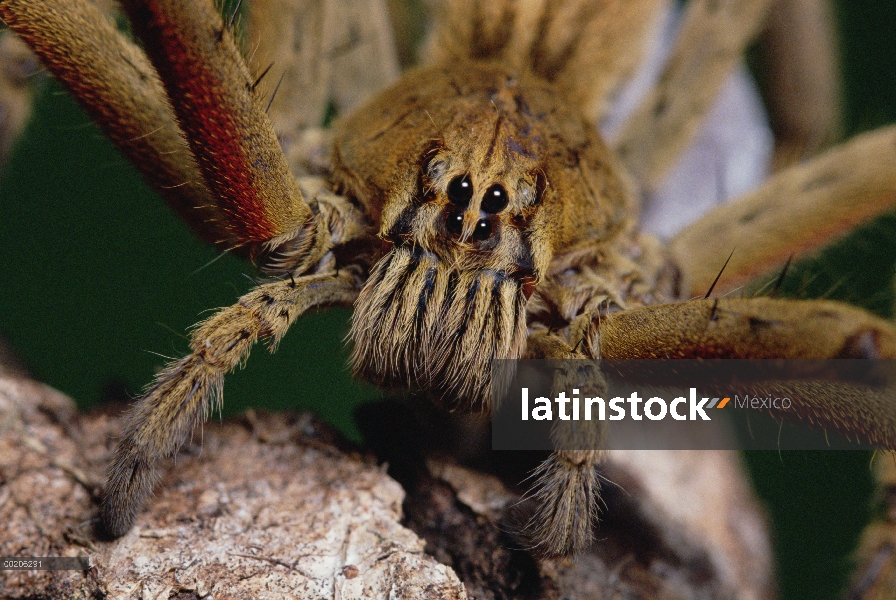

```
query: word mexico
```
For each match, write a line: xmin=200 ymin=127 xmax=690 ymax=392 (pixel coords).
xmin=520 ymin=388 xmax=729 ymax=422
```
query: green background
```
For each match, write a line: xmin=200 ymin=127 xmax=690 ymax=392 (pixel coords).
xmin=1 ymin=2 xmax=895 ymax=598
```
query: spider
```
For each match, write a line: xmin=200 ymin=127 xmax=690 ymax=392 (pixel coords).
xmin=1 ymin=0 xmax=895 ymax=588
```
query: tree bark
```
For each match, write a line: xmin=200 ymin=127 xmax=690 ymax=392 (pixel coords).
xmin=0 ymin=374 xmax=775 ymax=599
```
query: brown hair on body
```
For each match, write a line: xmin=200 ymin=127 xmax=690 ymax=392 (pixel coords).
xmin=333 ymin=61 xmax=635 ymax=409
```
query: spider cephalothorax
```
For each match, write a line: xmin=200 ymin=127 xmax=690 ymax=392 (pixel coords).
xmin=338 ymin=61 xmax=634 ymax=406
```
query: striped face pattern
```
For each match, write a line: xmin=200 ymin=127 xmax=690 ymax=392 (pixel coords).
xmin=338 ymin=62 xmax=631 ymax=408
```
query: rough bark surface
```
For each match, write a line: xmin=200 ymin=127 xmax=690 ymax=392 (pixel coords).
xmin=359 ymin=400 xmax=778 ymax=600
xmin=0 ymin=374 xmax=775 ymax=599
xmin=0 ymin=376 xmax=465 ymax=599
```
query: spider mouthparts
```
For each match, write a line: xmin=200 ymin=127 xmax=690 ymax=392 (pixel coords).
xmin=517 ymin=271 xmax=538 ymax=300
xmin=350 ymin=246 xmax=530 ymax=410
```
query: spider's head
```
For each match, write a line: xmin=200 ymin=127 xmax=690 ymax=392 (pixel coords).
xmin=348 ymin=126 xmax=550 ymax=409
xmin=333 ymin=62 xmax=632 ymax=408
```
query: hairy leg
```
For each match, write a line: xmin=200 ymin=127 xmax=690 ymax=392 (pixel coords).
xmin=121 ymin=0 xmax=311 ymax=245
xmin=0 ymin=0 xmax=223 ymax=241
xmin=513 ymin=235 xmax=670 ymax=556
xmin=521 ymin=291 xmax=896 ymax=555
xmin=670 ymin=125 xmax=896 ymax=299
xmin=761 ymin=0 xmax=841 ymax=169
xmin=614 ymin=0 xmax=775 ymax=190
xmin=598 ymin=297 xmax=896 ymax=447
xmin=101 ymin=270 xmax=359 ymax=537
xmin=247 ymin=0 xmax=399 ymax=149
xmin=846 ymin=453 xmax=896 ymax=600
xmin=519 ymin=331 xmax=606 ymax=556
xmin=423 ymin=0 xmax=665 ymax=123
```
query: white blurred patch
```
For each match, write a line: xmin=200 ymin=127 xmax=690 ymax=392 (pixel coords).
xmin=601 ymin=3 xmax=774 ymax=240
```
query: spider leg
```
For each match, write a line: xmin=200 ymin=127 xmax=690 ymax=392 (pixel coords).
xmin=423 ymin=0 xmax=665 ymax=123
xmin=614 ymin=0 xmax=776 ymax=190
xmin=0 ymin=0 xmax=222 ymax=243
xmin=670 ymin=126 xmax=896 ymax=299
xmin=523 ymin=447 xmax=604 ymax=557
xmin=1 ymin=0 xmax=322 ymax=246
xmin=761 ymin=0 xmax=841 ymax=169
xmin=120 ymin=0 xmax=311 ymax=246
xmin=0 ymin=30 xmax=37 ymax=167
xmin=101 ymin=270 xmax=360 ymax=537
xmin=845 ymin=454 xmax=896 ymax=600
xmin=260 ymin=177 xmax=373 ymax=277
xmin=519 ymin=332 xmax=607 ymax=556
xmin=598 ymin=297 xmax=896 ymax=448
xmin=509 ymin=239 xmax=669 ymax=556
xmin=247 ymin=0 xmax=399 ymax=175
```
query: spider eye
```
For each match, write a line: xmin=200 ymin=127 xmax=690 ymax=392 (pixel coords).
xmin=481 ymin=184 xmax=508 ymax=213
xmin=446 ymin=210 xmax=465 ymax=235
xmin=447 ymin=175 xmax=473 ymax=207
xmin=472 ymin=219 xmax=492 ymax=241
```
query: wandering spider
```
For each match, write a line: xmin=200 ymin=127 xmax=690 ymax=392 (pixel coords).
xmin=1 ymin=0 xmax=895 ymax=595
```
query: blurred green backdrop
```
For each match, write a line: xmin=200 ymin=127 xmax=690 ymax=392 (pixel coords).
xmin=1 ymin=2 xmax=895 ymax=599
